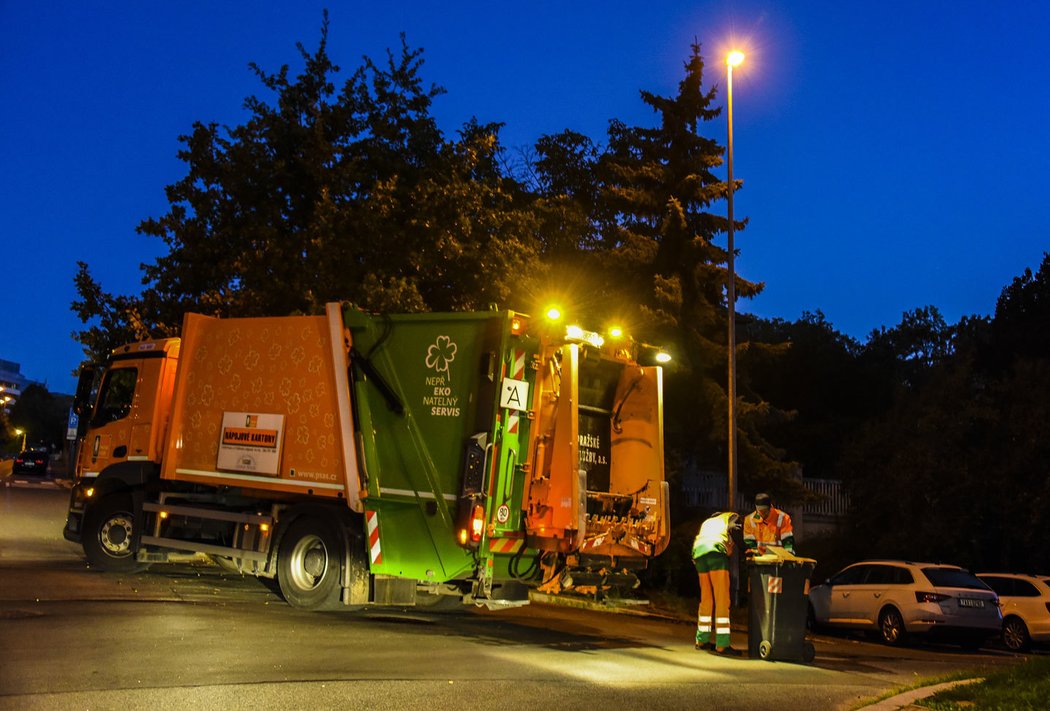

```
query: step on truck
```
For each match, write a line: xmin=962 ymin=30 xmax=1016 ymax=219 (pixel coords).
xmin=64 ymin=303 xmax=671 ymax=610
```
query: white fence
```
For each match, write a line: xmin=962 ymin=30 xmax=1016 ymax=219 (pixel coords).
xmin=679 ymin=472 xmax=850 ymax=518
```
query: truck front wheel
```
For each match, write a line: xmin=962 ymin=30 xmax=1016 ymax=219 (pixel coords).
xmin=82 ymin=493 xmax=148 ymax=573
xmin=277 ymin=518 xmax=344 ymax=610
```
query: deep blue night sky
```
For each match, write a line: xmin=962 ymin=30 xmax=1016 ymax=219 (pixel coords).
xmin=3 ymin=2 xmax=1048 ymax=393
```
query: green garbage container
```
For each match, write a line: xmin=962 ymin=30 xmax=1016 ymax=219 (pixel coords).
xmin=747 ymin=548 xmax=817 ymax=662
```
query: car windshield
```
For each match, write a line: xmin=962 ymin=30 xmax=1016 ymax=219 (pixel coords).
xmin=923 ymin=567 xmax=989 ymax=590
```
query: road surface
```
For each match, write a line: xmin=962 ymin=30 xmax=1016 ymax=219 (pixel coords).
xmin=0 ymin=480 xmax=1023 ymax=710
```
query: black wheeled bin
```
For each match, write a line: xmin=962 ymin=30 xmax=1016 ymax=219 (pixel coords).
xmin=747 ymin=548 xmax=817 ymax=662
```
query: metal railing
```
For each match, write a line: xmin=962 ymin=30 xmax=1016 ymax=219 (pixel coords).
xmin=679 ymin=472 xmax=850 ymax=517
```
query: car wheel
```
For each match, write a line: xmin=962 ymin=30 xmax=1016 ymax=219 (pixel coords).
xmin=277 ymin=517 xmax=344 ymax=611
xmin=82 ymin=493 xmax=149 ymax=573
xmin=878 ymin=607 xmax=907 ymax=646
xmin=1003 ymin=616 xmax=1031 ymax=652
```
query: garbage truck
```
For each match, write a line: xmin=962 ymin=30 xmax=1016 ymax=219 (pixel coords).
xmin=63 ymin=302 xmax=671 ymax=610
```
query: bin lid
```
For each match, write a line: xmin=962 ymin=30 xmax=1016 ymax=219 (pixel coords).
xmin=751 ymin=546 xmax=816 ymax=565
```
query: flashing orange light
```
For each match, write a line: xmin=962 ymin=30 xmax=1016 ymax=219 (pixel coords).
xmin=470 ymin=504 xmax=485 ymax=543
xmin=458 ymin=528 xmax=469 ymax=545
xmin=85 ymin=487 xmax=95 ymax=498
xmin=260 ymin=523 xmax=270 ymax=533
xmin=510 ymin=316 xmax=526 ymax=336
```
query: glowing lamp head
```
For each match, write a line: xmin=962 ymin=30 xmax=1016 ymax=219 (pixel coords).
xmin=727 ymin=50 xmax=745 ymax=68
xmin=655 ymin=352 xmax=672 ymax=364
xmin=545 ymin=306 xmax=562 ymax=321
xmin=609 ymin=326 xmax=624 ymax=339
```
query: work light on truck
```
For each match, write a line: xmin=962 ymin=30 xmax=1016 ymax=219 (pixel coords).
xmin=565 ymin=325 xmax=605 ymax=349
xmin=470 ymin=504 xmax=485 ymax=543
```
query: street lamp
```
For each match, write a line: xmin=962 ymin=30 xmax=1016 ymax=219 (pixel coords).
xmin=725 ymin=49 xmax=744 ymax=512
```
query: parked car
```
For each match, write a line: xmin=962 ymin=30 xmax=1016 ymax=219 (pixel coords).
xmin=809 ymin=560 xmax=1001 ymax=649
xmin=12 ymin=448 xmax=50 ymax=476
xmin=976 ymin=573 xmax=1050 ymax=651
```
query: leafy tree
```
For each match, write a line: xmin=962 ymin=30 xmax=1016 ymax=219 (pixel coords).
xmin=864 ymin=305 xmax=955 ymax=389
xmin=986 ymin=252 xmax=1050 ymax=369
xmin=7 ymin=384 xmax=69 ymax=451
xmin=837 ymin=256 xmax=1050 ymax=572
xmin=73 ymin=17 xmax=543 ymax=365
xmin=744 ymin=311 xmax=871 ymax=480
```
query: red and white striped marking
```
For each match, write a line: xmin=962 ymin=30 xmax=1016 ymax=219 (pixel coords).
xmin=488 ymin=534 xmax=525 ymax=554
xmin=506 ymin=349 xmax=527 ymax=434
xmin=366 ymin=510 xmax=382 ymax=565
xmin=512 ymin=349 xmax=526 ymax=379
xmin=767 ymin=576 xmax=783 ymax=594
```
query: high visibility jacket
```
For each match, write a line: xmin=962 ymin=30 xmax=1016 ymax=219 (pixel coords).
xmin=743 ymin=506 xmax=794 ymax=553
xmin=691 ymin=512 xmax=737 ymax=559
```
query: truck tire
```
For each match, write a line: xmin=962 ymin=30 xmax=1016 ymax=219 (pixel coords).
xmin=277 ymin=517 xmax=344 ymax=610
xmin=82 ymin=493 xmax=148 ymax=573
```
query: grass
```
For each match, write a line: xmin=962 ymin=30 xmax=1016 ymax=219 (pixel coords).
xmin=847 ymin=669 xmax=987 ymax=711
xmin=915 ymin=656 xmax=1050 ymax=710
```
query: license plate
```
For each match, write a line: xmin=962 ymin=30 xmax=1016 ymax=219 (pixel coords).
xmin=959 ymin=598 xmax=985 ymax=608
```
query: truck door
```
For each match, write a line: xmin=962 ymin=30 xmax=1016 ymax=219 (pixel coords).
xmin=525 ymin=344 xmax=584 ymax=550
xmin=79 ymin=364 xmax=140 ymax=477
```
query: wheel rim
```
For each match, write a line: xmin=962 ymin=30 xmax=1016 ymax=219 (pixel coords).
xmin=881 ymin=611 xmax=902 ymax=643
xmin=287 ymin=534 xmax=329 ymax=591
xmin=1003 ymin=620 xmax=1027 ymax=650
xmin=99 ymin=513 xmax=134 ymax=558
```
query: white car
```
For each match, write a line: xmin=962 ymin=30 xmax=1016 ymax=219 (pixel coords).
xmin=976 ymin=573 xmax=1050 ymax=652
xmin=809 ymin=560 xmax=1001 ymax=649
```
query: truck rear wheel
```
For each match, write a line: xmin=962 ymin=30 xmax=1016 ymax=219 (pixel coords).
xmin=82 ymin=493 xmax=148 ymax=573
xmin=277 ymin=517 xmax=343 ymax=610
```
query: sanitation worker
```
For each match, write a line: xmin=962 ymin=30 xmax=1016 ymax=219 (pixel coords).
xmin=743 ymin=492 xmax=795 ymax=555
xmin=692 ymin=511 xmax=742 ymax=656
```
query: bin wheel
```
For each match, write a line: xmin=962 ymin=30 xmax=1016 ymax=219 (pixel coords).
xmin=759 ymin=640 xmax=773 ymax=660
xmin=802 ymin=641 xmax=816 ymax=663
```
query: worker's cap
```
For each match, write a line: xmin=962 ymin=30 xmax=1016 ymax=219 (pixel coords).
xmin=754 ymin=493 xmax=772 ymax=509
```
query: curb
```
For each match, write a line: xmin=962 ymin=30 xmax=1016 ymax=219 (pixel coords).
xmin=529 ymin=592 xmax=751 ymax=631
xmin=857 ymin=678 xmax=983 ymax=710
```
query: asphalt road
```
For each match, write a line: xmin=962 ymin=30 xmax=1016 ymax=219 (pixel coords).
xmin=0 ymin=479 xmax=1026 ymax=710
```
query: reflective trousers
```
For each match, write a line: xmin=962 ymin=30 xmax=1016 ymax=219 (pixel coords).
xmin=695 ymin=552 xmax=731 ymax=648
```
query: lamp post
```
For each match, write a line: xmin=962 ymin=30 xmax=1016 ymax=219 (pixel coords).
xmin=725 ymin=50 xmax=744 ymax=512
xmin=15 ymin=428 xmax=26 ymax=451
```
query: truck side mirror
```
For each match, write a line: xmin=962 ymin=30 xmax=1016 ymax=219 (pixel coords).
xmin=73 ymin=366 xmax=97 ymax=417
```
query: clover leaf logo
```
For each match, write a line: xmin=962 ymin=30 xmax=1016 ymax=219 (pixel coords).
xmin=426 ymin=335 xmax=458 ymax=381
